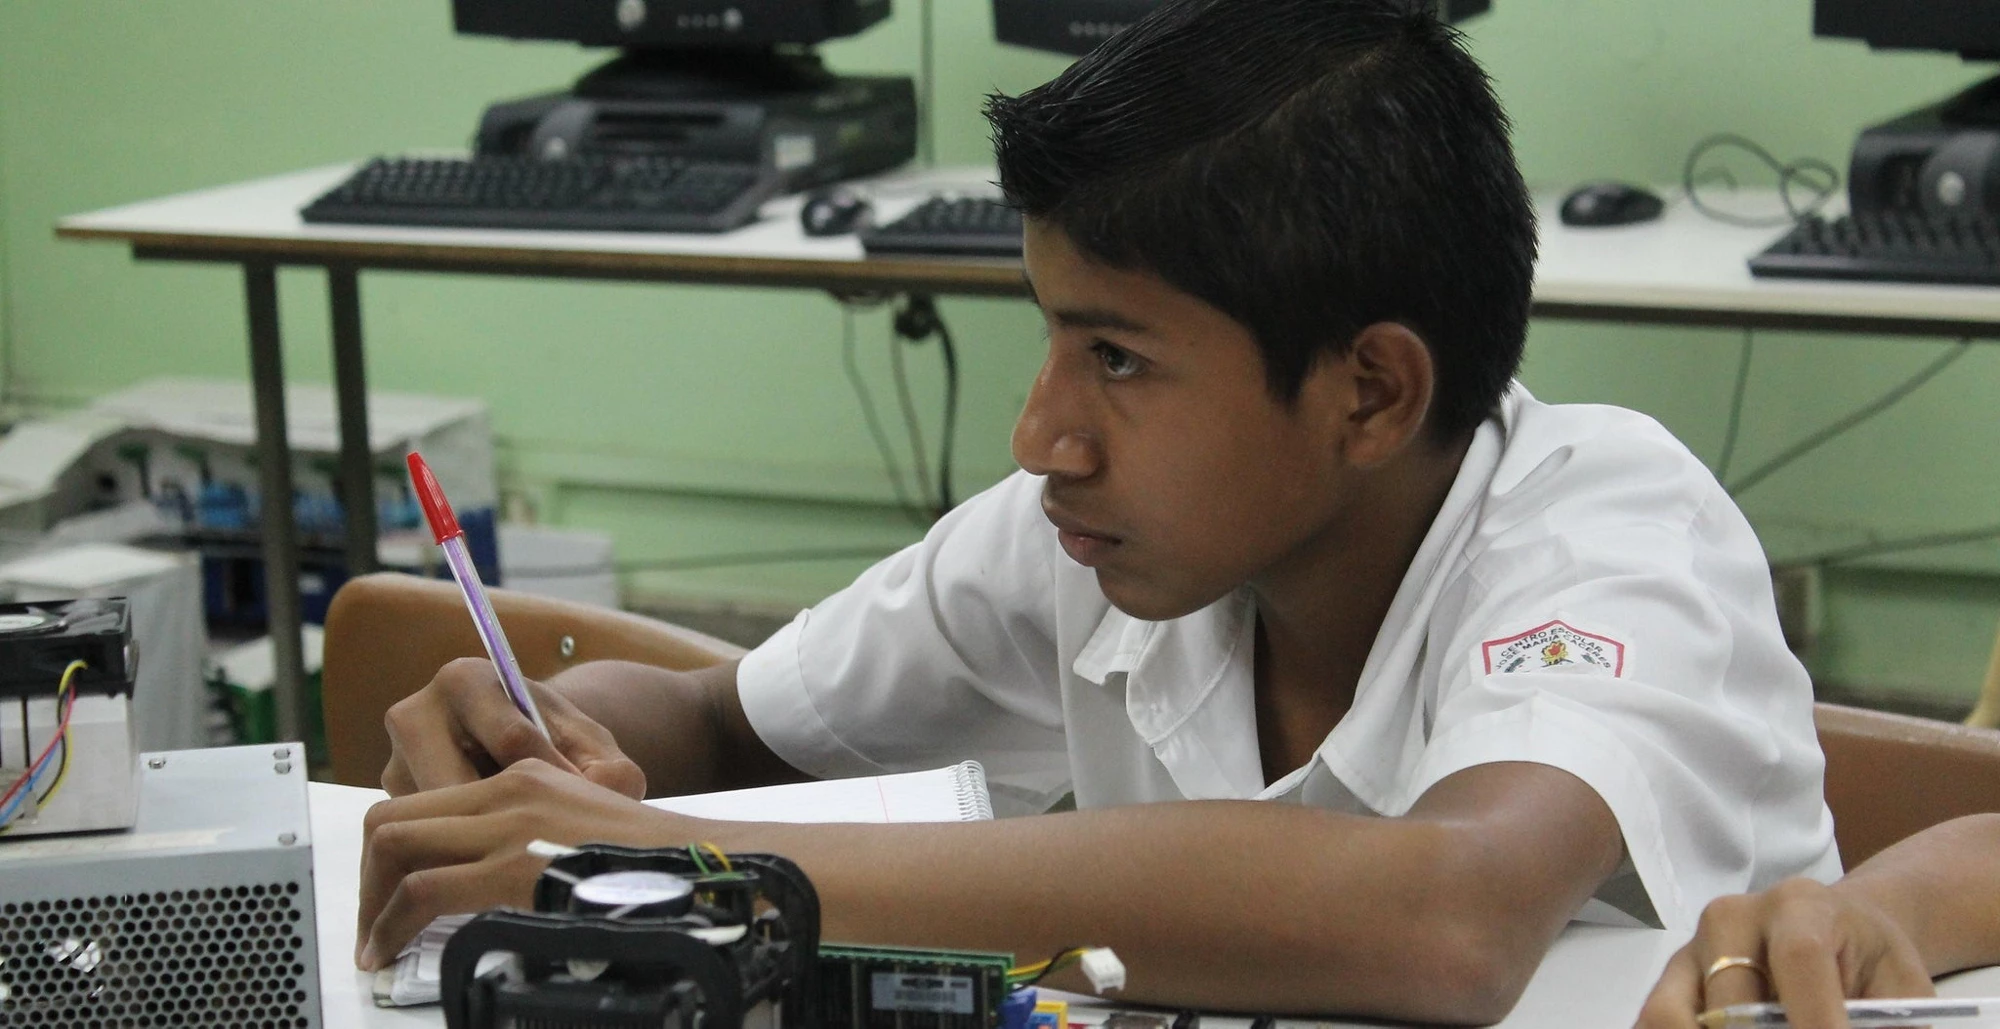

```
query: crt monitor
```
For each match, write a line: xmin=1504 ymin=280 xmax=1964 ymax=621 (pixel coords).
xmin=452 ymin=0 xmax=891 ymax=49
xmin=994 ymin=0 xmax=1491 ymax=57
xmin=1815 ymin=0 xmax=2000 ymax=59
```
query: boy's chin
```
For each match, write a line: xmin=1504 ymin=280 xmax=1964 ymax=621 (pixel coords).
xmin=1098 ymin=570 xmax=1223 ymax=624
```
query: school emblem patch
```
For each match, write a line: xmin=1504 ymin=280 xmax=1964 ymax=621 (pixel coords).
xmin=1481 ymin=620 xmax=1627 ymax=677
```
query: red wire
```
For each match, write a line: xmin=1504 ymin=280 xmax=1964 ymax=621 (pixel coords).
xmin=0 ymin=685 xmax=76 ymax=812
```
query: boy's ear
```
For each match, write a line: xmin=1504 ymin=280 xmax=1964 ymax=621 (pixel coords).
xmin=1314 ymin=321 xmax=1436 ymax=468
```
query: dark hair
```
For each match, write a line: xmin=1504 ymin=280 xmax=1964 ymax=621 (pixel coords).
xmin=987 ymin=0 xmax=1535 ymax=441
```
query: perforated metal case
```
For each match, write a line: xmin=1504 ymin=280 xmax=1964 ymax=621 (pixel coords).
xmin=0 ymin=744 xmax=321 ymax=1027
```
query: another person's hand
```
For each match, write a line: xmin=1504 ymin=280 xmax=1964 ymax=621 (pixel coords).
xmin=355 ymin=757 xmax=702 ymax=970
xmin=1635 ymin=878 xmax=1931 ymax=1029
xmin=379 ymin=657 xmax=647 ymax=799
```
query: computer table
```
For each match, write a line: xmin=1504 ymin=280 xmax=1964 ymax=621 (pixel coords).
xmin=55 ymin=163 xmax=2000 ymax=741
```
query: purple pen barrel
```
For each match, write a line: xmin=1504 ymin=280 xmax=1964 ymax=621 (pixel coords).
xmin=441 ymin=533 xmax=552 ymax=739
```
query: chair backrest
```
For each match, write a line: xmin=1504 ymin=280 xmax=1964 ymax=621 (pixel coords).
xmin=1816 ymin=701 xmax=2000 ymax=867
xmin=320 ymin=572 xmax=747 ymax=788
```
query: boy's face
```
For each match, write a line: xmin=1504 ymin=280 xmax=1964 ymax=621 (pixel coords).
xmin=1013 ymin=220 xmax=1353 ymax=622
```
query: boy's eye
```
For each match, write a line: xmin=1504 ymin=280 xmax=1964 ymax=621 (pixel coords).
xmin=1092 ymin=341 xmax=1143 ymax=380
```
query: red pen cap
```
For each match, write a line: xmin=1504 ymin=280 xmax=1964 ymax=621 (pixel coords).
xmin=407 ymin=451 xmax=462 ymax=544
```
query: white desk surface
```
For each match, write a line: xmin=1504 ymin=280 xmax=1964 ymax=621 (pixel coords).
xmin=301 ymin=781 xmax=2000 ymax=1029
xmin=56 ymin=163 xmax=2000 ymax=333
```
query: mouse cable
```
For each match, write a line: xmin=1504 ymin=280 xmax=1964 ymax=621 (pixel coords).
xmin=839 ymin=298 xmax=934 ymax=527
xmin=1682 ymin=132 xmax=1840 ymax=229
xmin=1727 ymin=337 xmax=1974 ymax=498
xmin=893 ymin=294 xmax=961 ymax=517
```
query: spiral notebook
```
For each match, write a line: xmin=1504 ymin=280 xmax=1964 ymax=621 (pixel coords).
xmin=373 ymin=760 xmax=994 ymax=1007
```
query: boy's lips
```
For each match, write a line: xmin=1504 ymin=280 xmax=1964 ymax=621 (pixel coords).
xmin=1042 ymin=503 xmax=1123 ymax=567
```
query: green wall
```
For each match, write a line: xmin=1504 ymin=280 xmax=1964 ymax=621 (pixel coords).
xmin=1 ymin=0 xmax=1997 ymax=707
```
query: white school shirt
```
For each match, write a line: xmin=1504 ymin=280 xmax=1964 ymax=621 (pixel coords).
xmin=737 ymin=385 xmax=1842 ymax=929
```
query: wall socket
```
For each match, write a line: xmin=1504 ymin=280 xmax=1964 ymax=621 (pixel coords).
xmin=1771 ymin=563 xmax=1823 ymax=656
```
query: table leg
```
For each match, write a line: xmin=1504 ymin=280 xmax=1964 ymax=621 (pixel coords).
xmin=244 ymin=262 xmax=309 ymax=747
xmin=328 ymin=268 xmax=378 ymax=578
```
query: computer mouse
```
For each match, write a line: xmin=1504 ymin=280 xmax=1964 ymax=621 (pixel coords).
xmin=1559 ymin=182 xmax=1665 ymax=227
xmin=800 ymin=186 xmax=871 ymax=237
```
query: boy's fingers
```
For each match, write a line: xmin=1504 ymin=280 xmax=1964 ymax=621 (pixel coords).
xmin=354 ymin=809 xmax=496 ymax=966
xmin=359 ymin=852 xmax=537 ymax=972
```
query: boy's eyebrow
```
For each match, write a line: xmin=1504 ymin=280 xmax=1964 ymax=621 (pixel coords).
xmin=1021 ymin=273 xmax=1155 ymax=334
xmin=1051 ymin=306 xmax=1154 ymax=335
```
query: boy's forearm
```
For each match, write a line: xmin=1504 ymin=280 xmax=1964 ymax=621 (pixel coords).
xmin=1840 ymin=813 xmax=2000 ymax=977
xmin=696 ymin=791 xmax=1610 ymax=1022
xmin=547 ymin=659 xmax=799 ymax=797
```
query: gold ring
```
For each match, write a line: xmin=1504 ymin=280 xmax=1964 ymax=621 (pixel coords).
xmin=1703 ymin=955 xmax=1767 ymax=983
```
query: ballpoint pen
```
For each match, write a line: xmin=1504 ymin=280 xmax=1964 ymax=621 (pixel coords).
xmin=1699 ymin=996 xmax=2000 ymax=1028
xmin=407 ymin=451 xmax=552 ymax=740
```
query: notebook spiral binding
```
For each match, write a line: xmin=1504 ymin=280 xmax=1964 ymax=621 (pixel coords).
xmin=952 ymin=761 xmax=995 ymax=821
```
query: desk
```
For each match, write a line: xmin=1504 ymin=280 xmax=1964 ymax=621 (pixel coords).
xmin=303 ymin=781 xmax=2000 ymax=1029
xmin=57 ymin=167 xmax=2000 ymax=741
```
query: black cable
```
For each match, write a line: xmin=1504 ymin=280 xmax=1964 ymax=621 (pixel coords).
xmin=893 ymin=295 xmax=960 ymax=515
xmin=1715 ymin=329 xmax=1755 ymax=482
xmin=935 ymin=312 xmax=959 ymax=515
xmin=1727 ymin=339 xmax=1973 ymax=497
xmin=888 ymin=320 xmax=938 ymax=509
xmin=1789 ymin=521 xmax=2000 ymax=568
xmin=1682 ymin=133 xmax=1840 ymax=229
xmin=840 ymin=302 xmax=930 ymax=526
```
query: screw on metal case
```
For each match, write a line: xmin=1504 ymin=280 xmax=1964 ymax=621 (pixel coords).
xmin=560 ymin=635 xmax=577 ymax=659
xmin=147 ymin=757 xmax=166 ymax=769
xmin=273 ymin=748 xmax=290 ymax=759
xmin=274 ymin=761 xmax=293 ymax=775
xmin=278 ymin=833 xmax=297 ymax=846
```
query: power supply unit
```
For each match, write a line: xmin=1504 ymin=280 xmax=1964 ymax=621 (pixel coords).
xmin=0 ymin=744 xmax=321 ymax=1027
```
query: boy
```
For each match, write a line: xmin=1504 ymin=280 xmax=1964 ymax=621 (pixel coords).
xmin=355 ymin=0 xmax=1839 ymax=1020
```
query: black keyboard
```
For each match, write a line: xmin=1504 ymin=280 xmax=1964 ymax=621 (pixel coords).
xmin=860 ymin=196 xmax=1024 ymax=257
xmin=1750 ymin=211 xmax=2000 ymax=286
xmin=300 ymin=155 xmax=783 ymax=234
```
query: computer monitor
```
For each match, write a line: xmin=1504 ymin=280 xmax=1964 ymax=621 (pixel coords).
xmin=993 ymin=0 xmax=1491 ymax=57
xmin=453 ymin=0 xmax=894 ymax=97
xmin=1815 ymin=0 xmax=2000 ymax=60
xmin=452 ymin=0 xmax=891 ymax=49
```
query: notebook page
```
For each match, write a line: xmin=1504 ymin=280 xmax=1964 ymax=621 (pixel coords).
xmin=645 ymin=760 xmax=993 ymax=823
xmin=373 ymin=760 xmax=993 ymax=1007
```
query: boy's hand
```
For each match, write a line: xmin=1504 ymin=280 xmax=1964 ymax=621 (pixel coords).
xmin=355 ymin=757 xmax=697 ymax=970
xmin=380 ymin=657 xmax=646 ymax=800
xmin=1634 ymin=878 xmax=1931 ymax=1029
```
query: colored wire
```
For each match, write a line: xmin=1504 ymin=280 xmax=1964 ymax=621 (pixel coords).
xmin=1008 ymin=945 xmax=1089 ymax=985
xmin=687 ymin=844 xmax=713 ymax=875
xmin=697 ymin=841 xmax=732 ymax=871
xmin=0 ymin=661 xmax=85 ymax=832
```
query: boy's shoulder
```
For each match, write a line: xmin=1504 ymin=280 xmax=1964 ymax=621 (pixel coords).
xmin=1471 ymin=390 xmax=1736 ymax=563
xmin=1490 ymin=390 xmax=1719 ymax=515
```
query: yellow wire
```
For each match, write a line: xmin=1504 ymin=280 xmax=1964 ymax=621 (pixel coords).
xmin=0 ymin=661 xmax=86 ymax=834
xmin=697 ymin=841 xmax=732 ymax=871
xmin=35 ymin=661 xmax=87 ymax=810
xmin=1008 ymin=947 xmax=1087 ymax=979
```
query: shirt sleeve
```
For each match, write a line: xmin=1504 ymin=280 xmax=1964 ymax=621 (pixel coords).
xmin=736 ymin=471 xmax=1074 ymax=814
xmin=1404 ymin=425 xmax=1840 ymax=930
